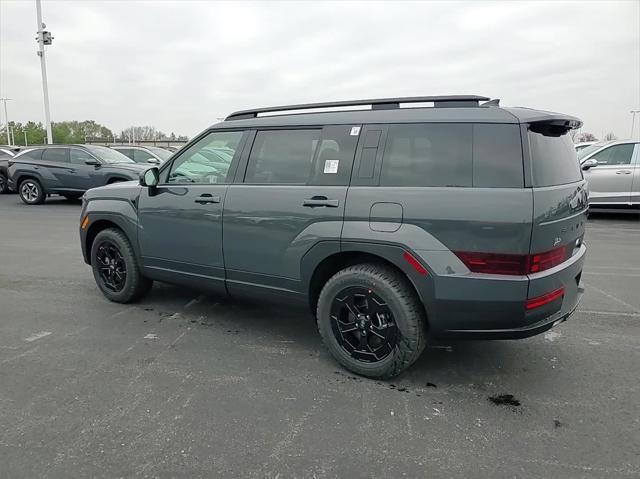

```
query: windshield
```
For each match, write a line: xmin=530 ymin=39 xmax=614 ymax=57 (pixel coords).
xmin=577 ymin=142 xmax=607 ymax=161
xmin=147 ymin=147 xmax=173 ymax=161
xmin=84 ymin=145 xmax=135 ymax=164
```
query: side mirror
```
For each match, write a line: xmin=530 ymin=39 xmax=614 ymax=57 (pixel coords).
xmin=85 ymin=158 xmax=100 ymax=166
xmin=140 ymin=167 xmax=160 ymax=187
xmin=582 ymin=158 xmax=598 ymax=170
xmin=146 ymin=158 xmax=161 ymax=164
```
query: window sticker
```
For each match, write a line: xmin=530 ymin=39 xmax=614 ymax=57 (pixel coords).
xmin=324 ymin=159 xmax=339 ymax=174
xmin=350 ymin=126 xmax=361 ymax=136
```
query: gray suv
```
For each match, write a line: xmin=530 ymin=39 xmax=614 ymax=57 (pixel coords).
xmin=79 ymin=95 xmax=588 ymax=378
xmin=8 ymin=144 xmax=149 ymax=204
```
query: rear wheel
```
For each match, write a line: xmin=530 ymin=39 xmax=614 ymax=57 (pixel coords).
xmin=317 ymin=263 xmax=426 ymax=379
xmin=19 ymin=178 xmax=45 ymax=205
xmin=90 ymin=228 xmax=152 ymax=303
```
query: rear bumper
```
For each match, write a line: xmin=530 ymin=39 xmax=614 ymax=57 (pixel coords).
xmin=428 ymin=244 xmax=586 ymax=340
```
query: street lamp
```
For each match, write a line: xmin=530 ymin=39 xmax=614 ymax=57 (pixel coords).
xmin=35 ymin=0 xmax=53 ymax=144
xmin=631 ymin=110 xmax=640 ymax=140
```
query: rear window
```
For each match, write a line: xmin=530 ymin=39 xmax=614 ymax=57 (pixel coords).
xmin=380 ymin=123 xmax=523 ymax=188
xmin=529 ymin=129 xmax=582 ymax=187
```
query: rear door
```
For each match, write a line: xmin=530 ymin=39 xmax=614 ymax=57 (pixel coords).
xmin=223 ymin=125 xmax=359 ymax=298
xmin=582 ymin=143 xmax=635 ymax=205
xmin=40 ymin=147 xmax=71 ymax=190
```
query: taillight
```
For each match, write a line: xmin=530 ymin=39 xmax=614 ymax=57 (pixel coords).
xmin=526 ymin=287 xmax=565 ymax=310
xmin=455 ymin=245 xmax=570 ymax=276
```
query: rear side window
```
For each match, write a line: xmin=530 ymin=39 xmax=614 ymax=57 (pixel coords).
xmin=18 ymin=149 xmax=44 ymax=161
xmin=381 ymin=124 xmax=472 ymax=187
xmin=529 ymin=129 xmax=582 ymax=187
xmin=473 ymin=124 xmax=523 ymax=188
xmin=245 ymin=129 xmax=321 ymax=184
xmin=42 ymin=148 xmax=69 ymax=163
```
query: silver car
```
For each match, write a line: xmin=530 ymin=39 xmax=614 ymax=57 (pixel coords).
xmin=579 ymin=139 xmax=640 ymax=209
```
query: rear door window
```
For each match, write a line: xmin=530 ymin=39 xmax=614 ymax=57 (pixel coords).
xmin=42 ymin=148 xmax=69 ymax=163
xmin=18 ymin=149 xmax=44 ymax=161
xmin=244 ymin=129 xmax=321 ymax=184
xmin=381 ymin=124 xmax=472 ymax=187
xmin=529 ymin=129 xmax=582 ymax=187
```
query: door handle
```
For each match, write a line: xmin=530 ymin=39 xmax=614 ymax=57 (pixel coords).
xmin=303 ymin=196 xmax=339 ymax=208
xmin=615 ymin=170 xmax=632 ymax=174
xmin=194 ymin=194 xmax=221 ymax=204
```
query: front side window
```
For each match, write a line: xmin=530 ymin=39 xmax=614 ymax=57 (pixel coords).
xmin=85 ymin=145 xmax=134 ymax=164
xmin=42 ymin=148 xmax=69 ymax=163
xmin=70 ymin=148 xmax=96 ymax=165
xmin=133 ymin=149 xmax=155 ymax=162
xmin=590 ymin=144 xmax=634 ymax=165
xmin=114 ymin=148 xmax=134 ymax=160
xmin=245 ymin=129 xmax=321 ymax=184
xmin=381 ymin=124 xmax=472 ymax=187
xmin=167 ymin=131 xmax=243 ymax=184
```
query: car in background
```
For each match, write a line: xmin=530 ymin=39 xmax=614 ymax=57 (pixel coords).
xmin=574 ymin=141 xmax=596 ymax=152
xmin=0 ymin=146 xmax=21 ymax=194
xmin=8 ymin=144 xmax=150 ymax=205
xmin=110 ymin=145 xmax=173 ymax=165
xmin=579 ymin=139 xmax=640 ymax=211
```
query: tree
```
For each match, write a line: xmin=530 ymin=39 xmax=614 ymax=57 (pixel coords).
xmin=577 ymin=132 xmax=597 ymax=142
xmin=603 ymin=132 xmax=617 ymax=141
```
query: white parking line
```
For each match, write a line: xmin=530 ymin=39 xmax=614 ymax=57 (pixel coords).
xmin=24 ymin=331 xmax=52 ymax=342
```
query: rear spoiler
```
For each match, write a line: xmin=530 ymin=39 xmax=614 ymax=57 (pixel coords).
xmin=529 ymin=119 xmax=582 ymax=137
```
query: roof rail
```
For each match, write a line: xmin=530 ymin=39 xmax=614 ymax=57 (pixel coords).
xmin=225 ymin=95 xmax=491 ymax=121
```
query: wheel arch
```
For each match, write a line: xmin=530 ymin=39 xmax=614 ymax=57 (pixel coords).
xmin=83 ymin=203 xmax=140 ymax=265
xmin=304 ymin=242 xmax=433 ymax=327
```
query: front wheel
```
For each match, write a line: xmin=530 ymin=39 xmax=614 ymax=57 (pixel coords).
xmin=90 ymin=228 xmax=152 ymax=303
xmin=316 ymin=263 xmax=426 ymax=379
xmin=19 ymin=178 xmax=45 ymax=205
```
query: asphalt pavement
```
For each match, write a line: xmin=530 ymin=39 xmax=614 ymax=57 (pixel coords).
xmin=0 ymin=193 xmax=639 ymax=478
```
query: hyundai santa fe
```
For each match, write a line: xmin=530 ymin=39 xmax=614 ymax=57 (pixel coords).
xmin=79 ymin=95 xmax=588 ymax=378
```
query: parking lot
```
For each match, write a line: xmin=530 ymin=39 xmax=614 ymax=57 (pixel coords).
xmin=0 ymin=193 xmax=638 ymax=478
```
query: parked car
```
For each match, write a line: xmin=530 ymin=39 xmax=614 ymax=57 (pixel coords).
xmin=8 ymin=144 xmax=149 ymax=205
xmin=578 ymin=139 xmax=640 ymax=210
xmin=0 ymin=146 xmax=21 ymax=194
xmin=79 ymin=95 xmax=587 ymax=378
xmin=110 ymin=145 xmax=173 ymax=164
xmin=574 ymin=141 xmax=596 ymax=152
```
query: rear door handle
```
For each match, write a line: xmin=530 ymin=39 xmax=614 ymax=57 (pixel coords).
xmin=303 ymin=196 xmax=339 ymax=208
xmin=195 ymin=194 xmax=221 ymax=204
xmin=615 ymin=170 xmax=632 ymax=174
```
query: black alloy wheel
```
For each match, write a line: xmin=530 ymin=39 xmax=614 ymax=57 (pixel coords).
xmin=95 ymin=240 xmax=127 ymax=292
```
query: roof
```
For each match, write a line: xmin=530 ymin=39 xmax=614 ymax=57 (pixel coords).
xmin=210 ymin=96 xmax=582 ymax=129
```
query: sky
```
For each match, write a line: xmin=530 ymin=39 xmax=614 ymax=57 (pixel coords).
xmin=0 ymin=0 xmax=639 ymax=139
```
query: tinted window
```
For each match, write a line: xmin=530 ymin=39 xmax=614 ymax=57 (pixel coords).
xmin=473 ymin=124 xmax=523 ymax=188
xmin=17 ymin=149 xmax=44 ymax=161
xmin=42 ymin=148 xmax=68 ymax=163
xmin=85 ymin=145 xmax=134 ymax=164
xmin=168 ymin=131 xmax=243 ymax=184
xmin=114 ymin=148 xmax=134 ymax=160
xmin=245 ymin=130 xmax=321 ymax=184
xmin=148 ymin=147 xmax=172 ymax=161
xmin=133 ymin=149 xmax=155 ymax=162
xmin=70 ymin=148 xmax=96 ymax=165
xmin=381 ymin=124 xmax=472 ymax=187
xmin=529 ymin=130 xmax=582 ymax=187
xmin=309 ymin=125 xmax=359 ymax=186
xmin=590 ymin=144 xmax=634 ymax=165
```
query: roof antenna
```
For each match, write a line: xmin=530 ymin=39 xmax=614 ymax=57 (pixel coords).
xmin=481 ymin=99 xmax=500 ymax=107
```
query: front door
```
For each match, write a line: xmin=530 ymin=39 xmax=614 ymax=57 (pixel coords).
xmin=584 ymin=143 xmax=636 ymax=205
xmin=65 ymin=148 xmax=103 ymax=190
xmin=223 ymin=125 xmax=360 ymax=298
xmin=137 ymin=130 xmax=247 ymax=293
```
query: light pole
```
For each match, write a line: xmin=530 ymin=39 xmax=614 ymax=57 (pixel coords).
xmin=0 ymin=98 xmax=12 ymax=145
xmin=631 ymin=110 xmax=640 ymax=139
xmin=35 ymin=0 xmax=53 ymax=144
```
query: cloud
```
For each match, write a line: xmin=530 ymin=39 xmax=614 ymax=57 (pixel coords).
xmin=0 ymin=0 xmax=638 ymax=138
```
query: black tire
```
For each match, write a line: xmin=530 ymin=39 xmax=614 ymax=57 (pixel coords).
xmin=62 ymin=193 xmax=83 ymax=200
xmin=90 ymin=227 xmax=152 ymax=303
xmin=0 ymin=173 xmax=8 ymax=194
xmin=316 ymin=263 xmax=426 ymax=379
xmin=18 ymin=178 xmax=45 ymax=205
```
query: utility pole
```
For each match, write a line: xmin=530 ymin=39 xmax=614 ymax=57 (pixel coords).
xmin=24 ymin=131 xmax=28 ymax=146
xmin=35 ymin=0 xmax=53 ymax=144
xmin=0 ymin=98 xmax=12 ymax=145
xmin=631 ymin=110 xmax=640 ymax=139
